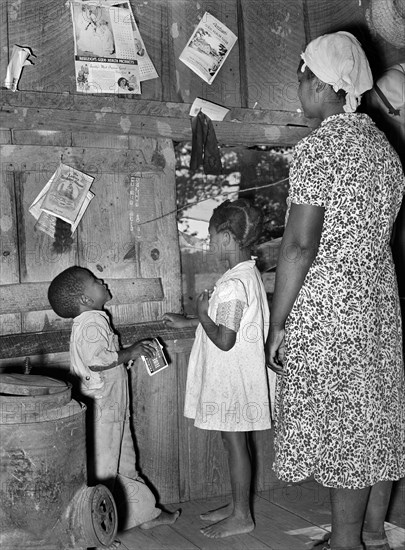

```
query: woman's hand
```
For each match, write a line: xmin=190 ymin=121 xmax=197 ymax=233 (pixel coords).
xmin=265 ymin=325 xmax=286 ymax=375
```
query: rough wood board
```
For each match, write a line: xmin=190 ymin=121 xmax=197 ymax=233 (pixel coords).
xmin=7 ymin=0 xmax=74 ymax=93
xmin=0 ymin=279 xmax=163 ymax=314
xmin=71 ymin=132 xmax=130 ymax=150
xmin=1 ymin=105 xmax=311 ymax=146
xmin=119 ymin=521 xmax=199 ymax=550
xmin=0 ymin=2 xmax=8 ymax=89
xmin=252 ymin=493 xmax=330 ymax=549
xmin=176 ymin=348 xmax=192 ymax=502
xmin=260 ymin=480 xmax=333 ymax=528
xmin=0 ymin=162 xmax=20 ymax=335
xmin=137 ymin=141 xmax=182 ymax=320
xmin=0 ymin=129 xmax=12 ymax=144
xmin=12 ymin=130 xmax=72 ymax=147
xmin=77 ymin=171 xmax=140 ymax=280
xmin=12 ymin=168 xmax=77 ymax=283
xmin=0 ymin=161 xmax=19 ymax=284
xmin=168 ymin=0 xmax=241 ymax=107
xmin=0 ymin=350 xmax=70 ymax=373
xmin=242 ymin=0 xmax=306 ymax=111
xmin=3 ymin=144 xmax=147 ymax=175
xmin=1 ymin=90 xmax=312 ymax=125
xmin=130 ymin=351 xmax=180 ymax=504
xmin=0 ymin=322 xmax=196 ymax=359
xmin=0 ymin=313 xmax=21 ymax=336
xmin=131 ymin=0 xmax=179 ymax=103
xmin=22 ymin=310 xmax=72 ymax=334
xmin=169 ymin=497 xmax=269 ymax=549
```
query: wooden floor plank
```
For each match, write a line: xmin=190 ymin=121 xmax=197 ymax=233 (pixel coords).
xmin=385 ymin=524 xmax=405 ymax=550
xmin=251 ymin=494 xmax=329 ymax=550
xmin=170 ymin=498 xmax=270 ymax=549
xmin=259 ymin=480 xmax=332 ymax=528
xmin=115 ymin=491 xmax=405 ymax=550
xmin=119 ymin=521 xmax=200 ymax=549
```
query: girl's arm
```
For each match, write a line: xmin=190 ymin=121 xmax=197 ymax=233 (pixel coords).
xmin=197 ymin=290 xmax=237 ymax=351
xmin=162 ymin=312 xmax=200 ymax=329
xmin=266 ymin=203 xmax=324 ymax=371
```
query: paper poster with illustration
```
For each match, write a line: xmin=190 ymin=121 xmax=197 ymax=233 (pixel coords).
xmin=39 ymin=164 xmax=94 ymax=225
xmin=71 ymin=0 xmax=157 ymax=94
xmin=179 ymin=12 xmax=237 ymax=85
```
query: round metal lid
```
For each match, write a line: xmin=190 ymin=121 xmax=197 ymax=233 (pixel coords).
xmin=0 ymin=374 xmax=69 ymax=396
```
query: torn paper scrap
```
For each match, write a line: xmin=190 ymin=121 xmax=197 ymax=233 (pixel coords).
xmin=4 ymin=45 xmax=34 ymax=91
xmin=189 ymin=98 xmax=230 ymax=121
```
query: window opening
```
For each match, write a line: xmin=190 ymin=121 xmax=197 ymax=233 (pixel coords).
xmin=174 ymin=142 xmax=292 ymax=314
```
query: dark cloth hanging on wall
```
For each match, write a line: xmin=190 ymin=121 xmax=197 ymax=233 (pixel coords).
xmin=190 ymin=111 xmax=222 ymax=175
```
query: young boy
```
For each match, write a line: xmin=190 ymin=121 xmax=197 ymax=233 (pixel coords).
xmin=48 ymin=266 xmax=179 ymax=537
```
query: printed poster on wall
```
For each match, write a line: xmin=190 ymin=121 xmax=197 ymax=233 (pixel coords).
xmin=70 ymin=0 xmax=158 ymax=94
xmin=29 ymin=164 xmax=95 ymax=237
xmin=179 ymin=12 xmax=237 ymax=85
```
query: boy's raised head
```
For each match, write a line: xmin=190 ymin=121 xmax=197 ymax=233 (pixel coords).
xmin=209 ymin=199 xmax=263 ymax=249
xmin=48 ymin=266 xmax=110 ymax=318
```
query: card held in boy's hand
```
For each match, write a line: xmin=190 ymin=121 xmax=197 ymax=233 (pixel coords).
xmin=142 ymin=338 xmax=169 ymax=376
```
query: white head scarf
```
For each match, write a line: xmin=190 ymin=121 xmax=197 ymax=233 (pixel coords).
xmin=301 ymin=31 xmax=373 ymax=113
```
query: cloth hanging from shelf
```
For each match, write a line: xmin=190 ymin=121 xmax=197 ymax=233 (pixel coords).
xmin=190 ymin=111 xmax=222 ymax=175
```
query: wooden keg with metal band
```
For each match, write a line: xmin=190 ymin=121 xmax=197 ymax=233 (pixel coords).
xmin=0 ymin=373 xmax=117 ymax=549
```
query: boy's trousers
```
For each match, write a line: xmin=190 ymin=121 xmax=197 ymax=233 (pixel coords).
xmin=83 ymin=365 xmax=161 ymax=530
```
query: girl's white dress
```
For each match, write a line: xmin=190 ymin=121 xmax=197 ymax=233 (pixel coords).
xmin=184 ymin=259 xmax=275 ymax=431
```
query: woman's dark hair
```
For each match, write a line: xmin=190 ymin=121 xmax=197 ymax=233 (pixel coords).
xmin=299 ymin=60 xmax=347 ymax=100
xmin=210 ymin=199 xmax=263 ymax=248
xmin=48 ymin=266 xmax=88 ymax=318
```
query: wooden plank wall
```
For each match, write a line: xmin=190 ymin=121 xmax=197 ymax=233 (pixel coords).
xmin=2 ymin=0 xmax=404 ymax=106
xmin=0 ymin=0 xmax=307 ymax=108
xmin=0 ymin=134 xmax=181 ymax=336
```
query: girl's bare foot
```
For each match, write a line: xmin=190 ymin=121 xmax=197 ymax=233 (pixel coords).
xmin=200 ymin=502 xmax=233 ymax=521
xmin=201 ymin=514 xmax=254 ymax=538
xmin=139 ymin=509 xmax=180 ymax=530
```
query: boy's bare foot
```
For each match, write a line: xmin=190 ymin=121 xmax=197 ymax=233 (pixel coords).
xmin=200 ymin=502 xmax=233 ymax=521
xmin=201 ymin=515 xmax=254 ymax=538
xmin=139 ymin=509 xmax=180 ymax=530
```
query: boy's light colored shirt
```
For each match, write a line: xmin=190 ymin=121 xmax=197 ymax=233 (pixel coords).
xmin=70 ymin=310 xmax=119 ymax=395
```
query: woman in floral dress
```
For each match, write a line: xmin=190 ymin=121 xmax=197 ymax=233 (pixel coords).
xmin=266 ymin=32 xmax=405 ymax=550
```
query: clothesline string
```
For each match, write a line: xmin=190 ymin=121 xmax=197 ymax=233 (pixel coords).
xmin=138 ymin=176 xmax=289 ymax=226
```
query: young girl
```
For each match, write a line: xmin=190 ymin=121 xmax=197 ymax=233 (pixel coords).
xmin=163 ymin=199 xmax=275 ymax=539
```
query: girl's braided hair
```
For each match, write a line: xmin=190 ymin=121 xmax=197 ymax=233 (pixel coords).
xmin=209 ymin=199 xmax=263 ymax=249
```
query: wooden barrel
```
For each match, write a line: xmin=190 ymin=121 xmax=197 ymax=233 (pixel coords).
xmin=0 ymin=374 xmax=117 ymax=549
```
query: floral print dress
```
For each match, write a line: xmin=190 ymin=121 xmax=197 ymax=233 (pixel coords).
xmin=274 ymin=113 xmax=405 ymax=489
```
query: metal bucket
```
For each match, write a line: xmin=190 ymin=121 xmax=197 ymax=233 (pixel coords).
xmin=0 ymin=373 xmax=117 ymax=549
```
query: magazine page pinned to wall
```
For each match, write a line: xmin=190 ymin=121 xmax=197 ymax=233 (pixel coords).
xmin=179 ymin=12 xmax=237 ymax=85
xmin=38 ymin=164 xmax=94 ymax=224
xmin=29 ymin=164 xmax=95 ymax=237
xmin=70 ymin=0 xmax=157 ymax=94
